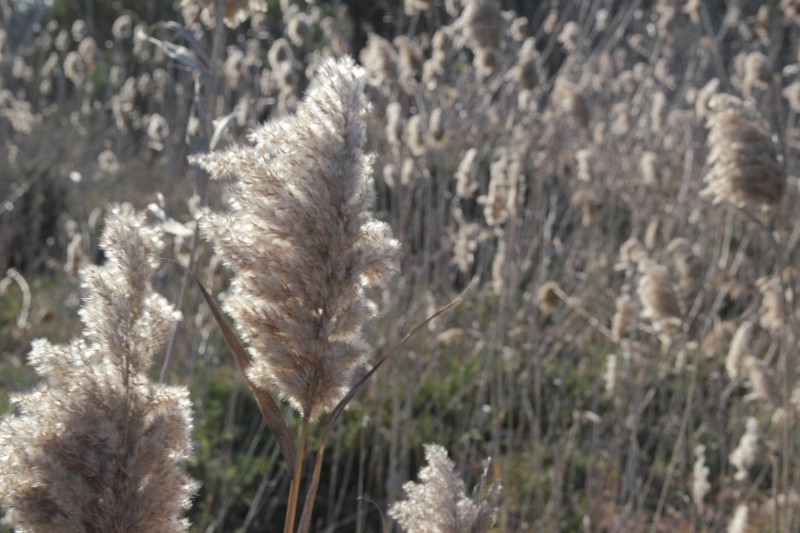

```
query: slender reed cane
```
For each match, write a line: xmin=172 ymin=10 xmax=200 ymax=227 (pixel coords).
xmin=284 ymin=418 xmax=310 ymax=533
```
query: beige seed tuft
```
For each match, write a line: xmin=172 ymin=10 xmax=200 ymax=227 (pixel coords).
xmin=701 ymin=94 xmax=785 ymax=208
xmin=195 ymin=57 xmax=400 ymax=420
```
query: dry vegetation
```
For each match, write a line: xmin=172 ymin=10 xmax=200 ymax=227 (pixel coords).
xmin=0 ymin=0 xmax=799 ymax=531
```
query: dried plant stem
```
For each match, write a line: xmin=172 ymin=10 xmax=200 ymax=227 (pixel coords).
xmin=0 ymin=268 xmax=31 ymax=330
xmin=285 ymin=417 xmax=310 ymax=533
xmin=551 ymin=284 xmax=613 ymax=340
xmin=650 ymin=361 xmax=697 ymax=531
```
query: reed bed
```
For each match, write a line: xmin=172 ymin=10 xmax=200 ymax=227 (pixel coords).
xmin=0 ymin=0 xmax=799 ymax=531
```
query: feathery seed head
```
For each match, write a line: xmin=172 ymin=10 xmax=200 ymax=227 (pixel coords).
xmin=455 ymin=148 xmax=480 ymax=200
xmin=196 ymin=56 xmax=400 ymax=419
xmin=692 ymin=445 xmax=711 ymax=509
xmin=725 ymin=321 xmax=752 ymax=379
xmin=181 ymin=0 xmax=266 ymax=28
xmin=360 ymin=34 xmax=399 ymax=89
xmin=757 ymin=275 xmax=786 ymax=333
xmin=730 ymin=417 xmax=759 ymax=481
xmin=389 ymin=444 xmax=499 ymax=533
xmin=637 ymin=259 xmax=682 ymax=335
xmin=0 ymin=204 xmax=195 ymax=532
xmin=112 ymin=14 xmax=133 ymax=40
xmin=701 ymin=94 xmax=785 ymax=208
xmin=611 ymin=294 xmax=637 ymax=343
xmin=537 ymin=281 xmax=562 ymax=313
xmin=728 ymin=504 xmax=749 ymax=533
xmin=458 ymin=0 xmax=504 ymax=52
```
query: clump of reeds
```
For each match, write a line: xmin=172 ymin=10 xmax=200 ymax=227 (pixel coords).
xmin=701 ymin=94 xmax=785 ymax=208
xmin=0 ymin=204 xmax=196 ymax=532
xmin=389 ymin=443 xmax=499 ymax=533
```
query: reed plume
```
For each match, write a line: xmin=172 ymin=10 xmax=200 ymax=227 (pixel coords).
xmin=637 ymin=259 xmax=682 ymax=336
xmin=730 ymin=417 xmax=759 ymax=481
xmin=691 ymin=445 xmax=711 ymax=509
xmin=0 ymin=204 xmax=195 ymax=532
xmin=701 ymin=94 xmax=785 ymax=208
xmin=195 ymin=56 xmax=400 ymax=420
xmin=389 ymin=443 xmax=498 ymax=533
xmin=537 ymin=281 xmax=562 ymax=313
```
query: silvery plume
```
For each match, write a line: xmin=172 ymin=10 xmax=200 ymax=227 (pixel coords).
xmin=195 ymin=56 xmax=400 ymax=420
xmin=0 ymin=204 xmax=195 ymax=532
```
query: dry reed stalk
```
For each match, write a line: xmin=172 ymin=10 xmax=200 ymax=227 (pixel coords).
xmin=570 ymin=188 xmax=601 ymax=227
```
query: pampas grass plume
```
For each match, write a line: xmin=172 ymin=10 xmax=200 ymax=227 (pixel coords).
xmin=196 ymin=56 xmax=400 ymax=420
xmin=389 ymin=444 xmax=498 ymax=533
xmin=701 ymin=94 xmax=785 ymax=208
xmin=637 ymin=259 xmax=682 ymax=335
xmin=0 ymin=204 xmax=195 ymax=532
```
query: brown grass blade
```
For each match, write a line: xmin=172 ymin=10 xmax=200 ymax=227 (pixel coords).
xmin=193 ymin=273 xmax=296 ymax=479
xmin=296 ymin=278 xmax=478 ymax=532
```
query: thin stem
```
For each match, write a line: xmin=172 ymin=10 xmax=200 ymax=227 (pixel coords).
xmin=284 ymin=417 xmax=310 ymax=533
xmin=552 ymin=284 xmax=614 ymax=341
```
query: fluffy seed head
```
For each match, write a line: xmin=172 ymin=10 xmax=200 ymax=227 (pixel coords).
xmin=389 ymin=444 xmax=499 ymax=533
xmin=455 ymin=148 xmax=480 ymax=200
xmin=692 ymin=445 xmax=711 ymax=509
xmin=0 ymin=204 xmax=195 ymax=532
xmin=537 ymin=281 xmax=562 ymax=313
xmin=730 ymin=417 xmax=759 ymax=481
xmin=725 ymin=321 xmax=752 ymax=379
xmin=196 ymin=56 xmax=400 ymax=419
xmin=611 ymin=294 xmax=637 ymax=343
xmin=728 ymin=504 xmax=749 ymax=533
xmin=701 ymin=94 xmax=785 ymax=208
xmin=458 ymin=0 xmax=504 ymax=52
xmin=637 ymin=259 xmax=682 ymax=335
xmin=757 ymin=275 xmax=785 ymax=333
